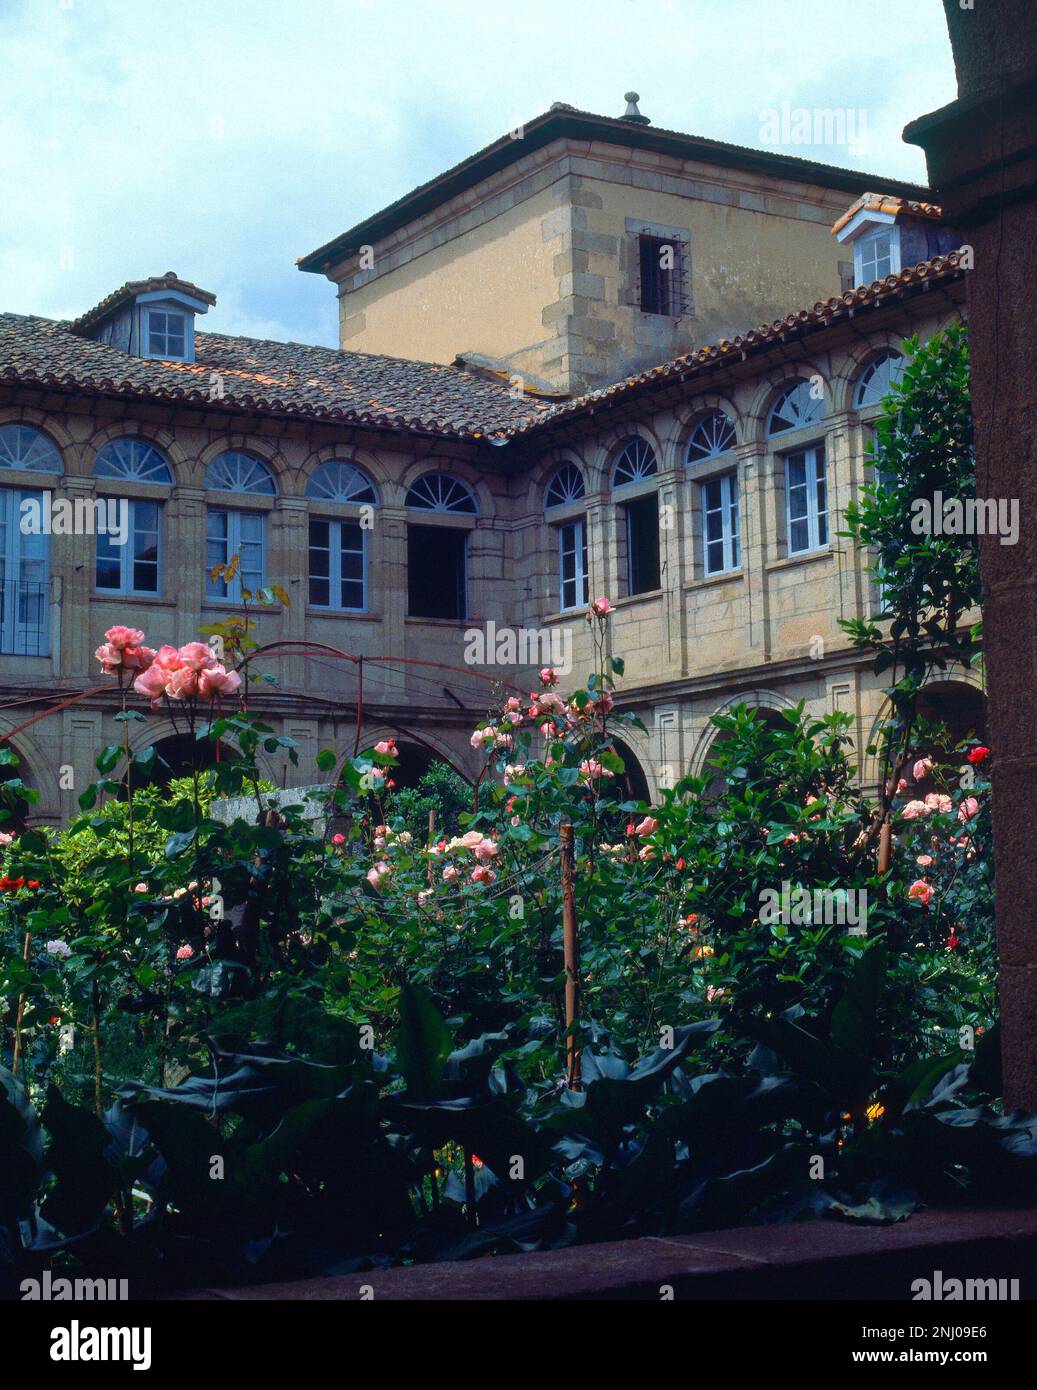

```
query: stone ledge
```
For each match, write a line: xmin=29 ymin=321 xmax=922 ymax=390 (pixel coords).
xmin=176 ymin=1207 xmax=1037 ymax=1302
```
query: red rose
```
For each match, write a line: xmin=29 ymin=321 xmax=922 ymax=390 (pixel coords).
xmin=966 ymin=746 xmax=989 ymax=765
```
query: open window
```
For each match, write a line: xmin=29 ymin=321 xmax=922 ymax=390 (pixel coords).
xmin=407 ymin=525 xmax=467 ymax=619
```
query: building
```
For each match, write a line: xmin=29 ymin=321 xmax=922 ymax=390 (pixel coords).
xmin=0 ymin=98 xmax=975 ymax=826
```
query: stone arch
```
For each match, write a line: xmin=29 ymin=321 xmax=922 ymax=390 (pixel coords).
xmin=0 ymin=409 xmax=75 ymax=472
xmin=195 ymin=435 xmax=287 ymax=493
xmin=0 ymin=718 xmax=58 ymax=827
xmin=83 ymin=422 xmax=190 ymax=488
xmin=833 ymin=335 xmax=909 ymax=416
xmin=860 ymin=666 xmax=987 ymax=789
xmin=688 ymin=689 xmax=797 ymax=781
xmin=746 ymin=366 xmax=832 ymax=444
xmin=293 ymin=443 xmax=386 ymax=502
xmin=673 ymin=393 xmax=743 ymax=464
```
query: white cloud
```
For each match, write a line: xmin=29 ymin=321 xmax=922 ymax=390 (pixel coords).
xmin=0 ymin=0 xmax=956 ymax=347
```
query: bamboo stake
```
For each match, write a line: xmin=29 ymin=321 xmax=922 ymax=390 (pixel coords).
xmin=560 ymin=822 xmax=580 ymax=1089
xmin=427 ymin=809 xmax=436 ymax=885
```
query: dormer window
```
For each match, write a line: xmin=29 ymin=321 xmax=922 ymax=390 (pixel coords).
xmin=146 ymin=308 xmax=187 ymax=360
xmin=857 ymin=227 xmax=897 ymax=283
xmin=69 ymin=272 xmax=216 ymax=364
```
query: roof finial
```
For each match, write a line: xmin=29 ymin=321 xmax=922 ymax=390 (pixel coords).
xmin=622 ymin=91 xmax=651 ymax=125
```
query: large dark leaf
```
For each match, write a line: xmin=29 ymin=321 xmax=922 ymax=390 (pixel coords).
xmin=395 ymin=984 xmax=452 ymax=1099
xmin=0 ymin=1067 xmax=44 ymax=1225
xmin=40 ymin=1086 xmax=119 ymax=1237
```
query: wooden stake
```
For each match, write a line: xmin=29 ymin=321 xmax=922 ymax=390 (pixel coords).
xmin=10 ymin=929 xmax=31 ymax=1078
xmin=560 ymin=822 xmax=580 ymax=1088
xmin=427 ymin=808 xmax=436 ymax=885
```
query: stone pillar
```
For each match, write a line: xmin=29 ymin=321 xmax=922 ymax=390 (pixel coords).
xmin=905 ymin=0 xmax=1037 ymax=1105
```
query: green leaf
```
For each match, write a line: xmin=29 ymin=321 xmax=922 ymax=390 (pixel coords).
xmin=395 ymin=983 xmax=452 ymax=1100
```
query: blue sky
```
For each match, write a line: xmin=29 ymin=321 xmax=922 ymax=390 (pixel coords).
xmin=0 ymin=0 xmax=956 ymax=348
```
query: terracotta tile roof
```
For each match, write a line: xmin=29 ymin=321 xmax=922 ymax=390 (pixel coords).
xmin=831 ymin=192 xmax=943 ymax=236
xmin=0 ymin=315 xmax=554 ymax=439
xmin=70 ymin=273 xmax=218 ymax=333
xmin=300 ymin=104 xmax=930 ymax=273
xmin=0 ymin=254 xmax=965 ymax=446
xmin=506 ymin=253 xmax=967 ymax=438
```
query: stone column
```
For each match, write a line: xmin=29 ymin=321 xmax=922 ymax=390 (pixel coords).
xmin=905 ymin=0 xmax=1037 ymax=1106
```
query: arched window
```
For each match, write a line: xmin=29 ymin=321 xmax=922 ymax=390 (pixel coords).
xmin=205 ymin=452 xmax=274 ymax=603
xmin=306 ymin=463 xmax=376 ymax=613
xmin=545 ymin=465 xmax=588 ymax=611
xmin=205 ymin=451 xmax=276 ymax=496
xmin=545 ymin=463 xmax=585 ymax=509
xmin=611 ymin=437 xmax=658 ymax=490
xmin=94 ymin=438 xmax=174 ymax=484
xmin=685 ymin=411 xmax=736 ymax=464
xmin=855 ymin=351 xmax=906 ymax=408
xmin=405 ymin=473 xmax=475 ymax=620
xmin=767 ymin=381 xmax=826 ymax=436
xmin=405 ymin=472 xmax=477 ymax=514
xmin=306 ymin=460 xmax=377 ymax=504
xmin=610 ymin=439 xmax=659 ymax=597
xmin=0 ymin=424 xmax=63 ymax=473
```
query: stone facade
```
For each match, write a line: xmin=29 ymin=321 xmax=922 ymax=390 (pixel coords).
xmin=0 ymin=266 xmax=970 ymax=827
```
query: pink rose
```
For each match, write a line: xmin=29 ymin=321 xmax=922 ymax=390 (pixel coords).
xmin=331 ymin=833 xmax=346 ymax=845
xmin=175 ymin=944 xmax=194 ymax=961
xmin=958 ymin=796 xmax=980 ymax=822
xmin=366 ymin=861 xmax=390 ymax=891
xmin=916 ymin=854 xmax=934 ymax=868
xmin=539 ymin=667 xmax=559 ymax=686
xmin=900 ymin=800 xmax=930 ymax=820
xmin=473 ymin=838 xmax=498 ymax=865
xmin=133 ymin=881 xmax=148 ymax=893
xmin=907 ymin=879 xmax=935 ymax=906
xmin=166 ymin=667 xmax=200 ymax=701
xmin=912 ymin=758 xmax=933 ymax=782
xmin=589 ymin=596 xmax=615 ymax=617
xmin=374 ymin=739 xmax=396 ymax=755
xmin=924 ymin=793 xmax=952 ymax=814
xmin=633 ymin=816 xmax=658 ymax=838
xmin=132 ymin=663 xmax=171 ymax=706
xmin=471 ymin=866 xmax=496 ymax=884
xmin=177 ymin=641 xmax=219 ymax=672
xmin=104 ymin=626 xmax=146 ymax=651
xmin=442 ymin=864 xmax=459 ymax=884
xmin=198 ymin=665 xmax=241 ymax=699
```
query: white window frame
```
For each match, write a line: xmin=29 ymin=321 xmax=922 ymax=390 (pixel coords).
xmin=855 ymin=226 xmax=900 ymax=285
xmin=308 ymin=516 xmax=368 ymax=612
xmin=785 ymin=446 xmax=828 ymax=556
xmin=701 ymin=472 xmax=740 ymax=575
xmin=0 ymin=486 xmax=50 ymax=656
xmin=205 ymin=508 xmax=266 ymax=603
xmin=95 ymin=497 xmax=163 ymax=597
xmin=556 ymin=517 xmax=588 ymax=611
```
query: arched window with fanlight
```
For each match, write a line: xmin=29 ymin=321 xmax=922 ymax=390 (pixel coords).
xmin=306 ymin=460 xmax=377 ymax=612
xmin=405 ymin=472 xmax=477 ymax=620
xmin=545 ymin=462 xmax=588 ymax=611
xmin=686 ymin=412 xmax=740 ymax=576
xmin=855 ymin=350 xmax=906 ymax=409
xmin=611 ymin=437 xmax=660 ymax=596
xmin=205 ymin=450 xmax=276 ymax=602
xmin=0 ymin=424 xmax=62 ymax=656
xmin=768 ymin=383 xmax=828 ymax=559
xmin=93 ymin=437 xmax=173 ymax=597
